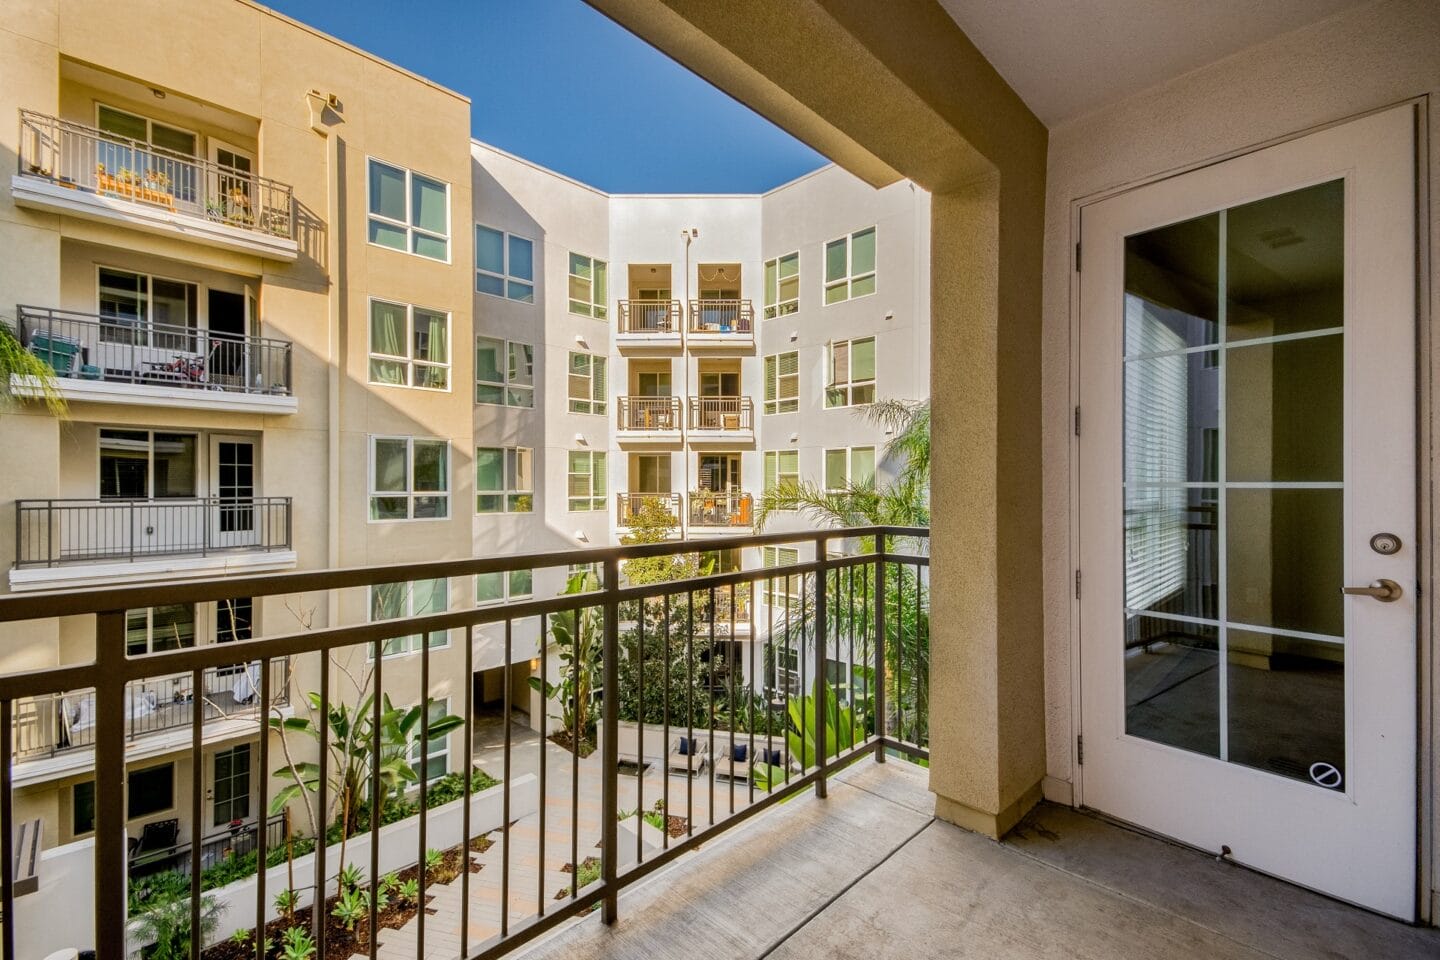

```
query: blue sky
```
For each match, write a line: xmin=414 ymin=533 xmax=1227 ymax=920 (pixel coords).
xmin=265 ymin=0 xmax=827 ymax=193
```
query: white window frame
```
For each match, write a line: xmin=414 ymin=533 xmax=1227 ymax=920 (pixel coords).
xmin=764 ymin=351 xmax=800 ymax=415
xmin=567 ymin=450 xmax=607 ymax=512
xmin=475 ymin=224 xmax=535 ymax=302
xmin=761 ymin=546 xmax=802 ymax=611
xmin=825 ymin=336 xmax=877 ymax=408
xmin=764 ymin=450 xmax=800 ymax=495
xmin=568 ymin=252 xmax=609 ymax=318
xmin=95 ymin=103 xmax=197 ymax=156
xmin=369 ymin=579 xmax=451 ymax=659
xmin=125 ymin=603 xmax=198 ymax=656
xmin=475 ymin=569 xmax=535 ymax=606
xmin=824 ymin=446 xmax=876 ymax=493
xmin=476 ymin=446 xmax=534 ymax=514
xmin=823 ymin=226 xmax=877 ymax=305
xmin=475 ymin=336 xmax=534 ymax=407
xmin=763 ymin=251 xmax=800 ymax=319
xmin=368 ymin=436 xmax=450 ymax=522
xmin=365 ymin=157 xmax=451 ymax=262
xmin=568 ymin=352 xmax=608 ymax=415
xmin=368 ymin=298 xmax=451 ymax=391
xmin=409 ymin=697 xmax=452 ymax=784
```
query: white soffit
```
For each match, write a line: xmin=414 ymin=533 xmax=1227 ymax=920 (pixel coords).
xmin=937 ymin=0 xmax=1366 ymax=126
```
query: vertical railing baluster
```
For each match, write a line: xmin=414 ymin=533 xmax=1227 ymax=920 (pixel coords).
xmin=314 ymin=649 xmax=329 ymax=952
xmin=600 ymin=556 xmax=620 ymax=923
xmin=500 ymin=619 xmax=510 ymax=938
xmin=537 ymin=613 xmax=547 ymax=916
xmin=462 ymin=622 xmax=475 ymax=956
xmin=368 ymin=638 xmax=381 ymax=960
xmin=635 ymin=591 xmax=646 ymax=866
xmin=748 ymin=575 xmax=756 ymax=806
xmin=707 ymin=587 xmax=716 ymax=826
xmin=814 ymin=534 xmax=828 ymax=798
xmin=417 ymin=611 xmax=431 ymax=960
xmin=190 ymin=666 xmax=203 ymax=959
xmin=255 ymin=656 xmax=270 ymax=959
xmin=93 ymin=609 xmax=128 ymax=954
xmin=685 ymin=591 xmax=694 ymax=837
xmin=1 ymin=698 xmax=16 ymax=960
xmin=568 ymin=603 xmax=579 ymax=900
xmin=661 ymin=594 xmax=671 ymax=850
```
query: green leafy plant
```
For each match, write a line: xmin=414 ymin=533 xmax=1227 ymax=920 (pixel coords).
xmin=425 ymin=767 xmax=501 ymax=805
xmin=331 ymin=886 xmax=368 ymax=932
xmin=2 ymin=321 xmax=68 ymax=416
xmin=279 ymin=925 xmax=317 ymax=960
xmin=379 ymin=872 xmax=399 ymax=896
xmin=424 ymin=847 xmax=443 ymax=874
xmin=528 ymin=570 xmax=603 ymax=744
xmin=753 ymin=680 xmax=857 ymax=790
xmin=273 ymin=887 xmax=299 ymax=923
xmin=397 ymin=877 xmax=420 ymax=904
xmin=129 ymin=893 xmax=223 ymax=960
xmin=337 ymin=862 xmax=363 ymax=894
xmin=230 ymin=929 xmax=252 ymax=946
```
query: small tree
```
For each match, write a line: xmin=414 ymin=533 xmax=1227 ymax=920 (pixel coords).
xmin=530 ymin=570 xmax=603 ymax=744
xmin=129 ymin=893 xmax=224 ymax=960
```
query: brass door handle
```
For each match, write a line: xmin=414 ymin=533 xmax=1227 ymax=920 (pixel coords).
xmin=1341 ymin=579 xmax=1403 ymax=602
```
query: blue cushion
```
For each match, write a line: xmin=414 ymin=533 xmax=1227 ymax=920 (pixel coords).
xmin=762 ymin=748 xmax=783 ymax=765
xmin=678 ymin=737 xmax=691 ymax=756
xmin=732 ymin=743 xmax=748 ymax=762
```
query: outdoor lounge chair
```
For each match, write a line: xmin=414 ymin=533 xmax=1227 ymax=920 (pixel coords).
xmin=709 ymin=741 xmax=754 ymax=782
xmin=666 ymin=735 xmax=707 ymax=774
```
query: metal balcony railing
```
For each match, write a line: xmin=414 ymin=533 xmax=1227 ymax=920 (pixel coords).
xmin=17 ymin=110 xmax=295 ymax=239
xmin=617 ymin=396 xmax=682 ymax=431
xmin=616 ymin=491 xmax=682 ymax=526
xmin=129 ymin=813 xmax=288 ymax=881
xmin=14 ymin=497 xmax=293 ymax=568
xmin=0 ymin=526 xmax=929 ymax=958
xmin=616 ymin=299 xmax=683 ymax=335
xmin=11 ymin=660 xmax=291 ymax=762
xmin=688 ymin=396 xmax=754 ymax=432
xmin=16 ymin=306 xmax=293 ymax=396
xmin=687 ymin=299 xmax=754 ymax=335
xmin=688 ymin=490 xmax=755 ymax=528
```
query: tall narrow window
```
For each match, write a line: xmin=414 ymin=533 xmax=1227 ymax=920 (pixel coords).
xmin=369 ymin=437 xmax=449 ymax=520
xmin=567 ymin=451 xmax=607 ymax=511
xmin=568 ymin=352 xmax=608 ymax=415
xmin=826 ymin=337 xmax=876 ymax=407
xmin=764 ymin=352 xmax=800 ymax=414
xmin=370 ymin=579 xmax=449 ymax=657
xmin=763 ymin=450 xmax=799 ymax=494
xmin=475 ymin=337 xmax=534 ymax=407
xmin=212 ymin=744 xmax=252 ymax=826
xmin=568 ymin=253 xmax=608 ymax=318
xmin=475 ymin=225 xmax=534 ymax=302
xmin=823 ymin=227 xmax=877 ymax=304
xmin=370 ymin=299 xmax=450 ymax=389
xmin=476 ymin=447 xmax=533 ymax=513
xmin=409 ymin=698 xmax=452 ymax=782
xmin=763 ymin=252 xmax=800 ymax=318
xmin=367 ymin=159 xmax=450 ymax=261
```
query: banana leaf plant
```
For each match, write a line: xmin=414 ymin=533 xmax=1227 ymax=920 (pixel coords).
xmin=529 ymin=570 xmax=603 ymax=742
xmin=752 ymin=680 xmax=856 ymax=790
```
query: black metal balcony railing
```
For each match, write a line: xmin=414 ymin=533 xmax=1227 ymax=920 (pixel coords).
xmin=616 ymin=491 xmax=682 ymax=526
xmin=17 ymin=110 xmax=295 ymax=240
xmin=14 ymin=497 xmax=293 ymax=568
xmin=130 ymin=813 xmax=288 ymax=881
xmin=617 ymin=299 xmax=683 ymax=335
xmin=688 ymin=490 xmax=755 ymax=528
xmin=0 ymin=527 xmax=929 ymax=959
xmin=11 ymin=660 xmax=292 ymax=761
xmin=688 ymin=396 xmax=754 ymax=432
xmin=17 ymin=306 xmax=293 ymax=396
xmin=617 ymin=396 xmax=682 ymax=431
xmin=687 ymin=299 xmax=754 ymax=335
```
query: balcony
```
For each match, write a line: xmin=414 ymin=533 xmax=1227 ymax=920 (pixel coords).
xmin=615 ymin=491 xmax=681 ymax=528
xmin=686 ymin=490 xmax=754 ymax=532
xmin=686 ymin=299 xmax=754 ymax=350
xmin=687 ymin=396 xmax=754 ymax=444
xmin=12 ymin=110 xmax=298 ymax=260
xmin=14 ymin=306 xmax=296 ymax=414
xmin=11 ymin=497 xmax=296 ymax=591
xmin=615 ymin=396 xmax=683 ymax=445
xmin=616 ymin=300 xmax=684 ymax=351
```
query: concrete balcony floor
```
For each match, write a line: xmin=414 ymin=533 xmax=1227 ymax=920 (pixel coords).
xmin=513 ymin=759 xmax=1440 ymax=960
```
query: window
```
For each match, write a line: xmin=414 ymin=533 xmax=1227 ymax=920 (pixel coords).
xmin=370 ymin=438 xmax=449 ymax=520
xmin=409 ymin=698 xmax=452 ymax=782
xmin=476 ymin=569 xmax=534 ymax=605
xmin=97 ymin=104 xmax=196 ymax=156
xmin=475 ymin=337 xmax=535 ymax=407
xmin=568 ymin=253 xmax=608 ymax=318
xmin=826 ymin=337 xmax=876 ymax=407
xmin=216 ymin=597 xmax=253 ymax=644
xmin=100 ymin=429 xmax=198 ymax=499
xmin=367 ymin=159 xmax=450 ymax=261
xmin=764 ymin=252 xmax=800 ymax=318
xmin=97 ymin=267 xmax=197 ymax=349
xmin=126 ymin=604 xmax=196 ymax=656
xmin=761 ymin=546 xmax=802 ymax=611
xmin=370 ymin=579 xmax=449 ymax=658
xmin=369 ymin=300 xmax=450 ymax=389
xmin=567 ymin=451 xmax=607 ymax=511
xmin=567 ymin=352 xmax=607 ymax=415
xmin=764 ymin=451 xmax=799 ymax=494
xmin=476 ymin=447 xmax=533 ymax=513
xmin=128 ymin=763 xmax=175 ymax=819
xmin=95 ymin=105 xmax=197 ymax=203
xmin=824 ymin=446 xmax=876 ymax=492
xmin=212 ymin=744 xmax=251 ymax=826
xmin=823 ymin=227 xmax=876 ymax=304
xmin=764 ymin=352 xmax=800 ymax=415
xmin=73 ymin=780 xmax=95 ymax=836
xmin=475 ymin=225 xmax=534 ymax=302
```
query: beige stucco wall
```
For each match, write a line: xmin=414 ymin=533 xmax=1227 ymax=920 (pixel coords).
xmin=1038 ymin=0 xmax=1440 ymax=918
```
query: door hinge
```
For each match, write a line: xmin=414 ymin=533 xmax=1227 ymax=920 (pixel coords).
xmin=1074 ymin=568 xmax=1082 ymax=599
xmin=1075 ymin=241 xmax=1082 ymax=272
xmin=1073 ymin=405 xmax=1081 ymax=437
xmin=1077 ymin=735 xmax=1084 ymax=765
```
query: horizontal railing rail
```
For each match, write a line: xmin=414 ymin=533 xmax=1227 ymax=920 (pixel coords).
xmin=0 ymin=526 xmax=928 ymax=960
xmin=688 ymin=396 xmax=753 ymax=432
xmin=616 ymin=300 xmax=683 ymax=335
xmin=14 ymin=497 xmax=294 ymax=568
xmin=617 ymin=395 xmax=682 ymax=431
xmin=16 ymin=305 xmax=293 ymax=396
xmin=687 ymin=490 xmax=754 ymax=528
xmin=687 ymin=299 xmax=754 ymax=335
xmin=616 ymin=491 xmax=682 ymax=526
xmin=17 ymin=110 xmax=295 ymax=239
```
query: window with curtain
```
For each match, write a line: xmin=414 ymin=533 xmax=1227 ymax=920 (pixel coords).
xmin=568 ymin=352 xmax=607 ymax=415
xmin=369 ymin=300 xmax=450 ymax=390
xmin=476 ymin=446 xmax=533 ymax=513
xmin=826 ymin=336 xmax=876 ymax=407
xmin=475 ymin=225 xmax=534 ymax=302
xmin=764 ymin=352 xmax=800 ymax=414
xmin=823 ymin=227 xmax=877 ymax=305
xmin=568 ymin=253 xmax=608 ymax=318
xmin=764 ymin=450 xmax=799 ymax=494
xmin=825 ymin=446 xmax=876 ymax=492
xmin=764 ymin=252 xmax=800 ymax=318
xmin=476 ymin=569 xmax=534 ymax=605
xmin=475 ymin=337 xmax=534 ymax=407
xmin=367 ymin=159 xmax=450 ymax=261
xmin=370 ymin=579 xmax=449 ymax=657
xmin=369 ymin=437 xmax=449 ymax=520
xmin=567 ymin=451 xmax=607 ymax=511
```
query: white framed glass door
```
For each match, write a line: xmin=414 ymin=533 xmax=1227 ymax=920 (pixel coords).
xmin=1077 ymin=105 xmax=1417 ymax=918
xmin=210 ymin=436 xmax=258 ymax=548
